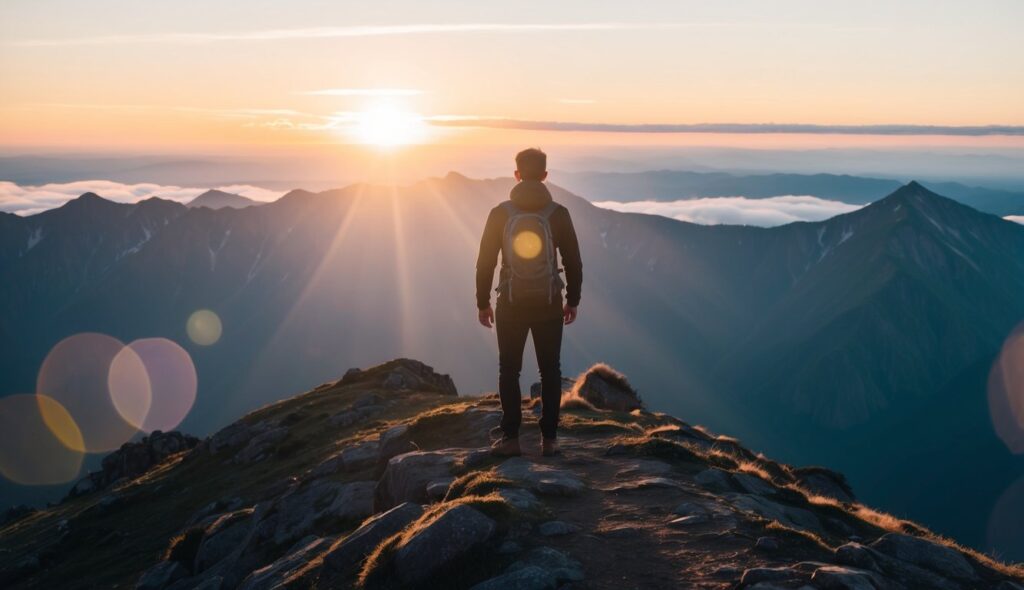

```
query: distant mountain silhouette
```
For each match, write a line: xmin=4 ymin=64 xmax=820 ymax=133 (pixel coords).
xmin=557 ymin=170 xmax=1024 ymax=215
xmin=187 ymin=189 xmax=260 ymax=210
xmin=2 ymin=176 xmax=1023 ymax=557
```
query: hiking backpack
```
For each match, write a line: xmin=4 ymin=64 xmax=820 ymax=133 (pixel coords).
xmin=498 ymin=201 xmax=564 ymax=305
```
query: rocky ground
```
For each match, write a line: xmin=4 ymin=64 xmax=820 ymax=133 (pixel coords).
xmin=1 ymin=358 xmax=1023 ymax=590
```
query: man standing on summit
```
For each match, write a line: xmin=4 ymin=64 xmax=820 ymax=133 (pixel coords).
xmin=476 ymin=148 xmax=583 ymax=458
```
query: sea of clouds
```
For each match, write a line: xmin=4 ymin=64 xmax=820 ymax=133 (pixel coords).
xmin=594 ymin=195 xmax=863 ymax=227
xmin=0 ymin=180 xmax=283 ymax=216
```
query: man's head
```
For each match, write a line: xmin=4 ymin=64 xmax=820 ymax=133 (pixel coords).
xmin=514 ymin=148 xmax=548 ymax=182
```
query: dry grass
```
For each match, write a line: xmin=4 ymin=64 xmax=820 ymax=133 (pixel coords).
xmin=609 ymin=434 xmax=738 ymax=470
xmin=444 ymin=470 xmax=518 ymax=500
xmin=764 ymin=520 xmax=833 ymax=552
xmin=735 ymin=461 xmax=773 ymax=482
xmin=163 ymin=526 xmax=204 ymax=566
xmin=560 ymin=394 xmax=597 ymax=410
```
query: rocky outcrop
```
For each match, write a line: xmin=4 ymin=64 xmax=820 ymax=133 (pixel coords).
xmin=336 ymin=358 xmax=458 ymax=396
xmin=320 ymin=502 xmax=423 ymax=581
xmin=66 ymin=431 xmax=199 ymax=499
xmin=391 ymin=504 xmax=497 ymax=585
xmin=567 ymin=363 xmax=643 ymax=411
xmin=6 ymin=359 xmax=1022 ymax=590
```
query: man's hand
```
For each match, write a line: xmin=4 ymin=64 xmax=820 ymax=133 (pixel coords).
xmin=563 ymin=304 xmax=578 ymax=325
xmin=478 ymin=306 xmax=495 ymax=328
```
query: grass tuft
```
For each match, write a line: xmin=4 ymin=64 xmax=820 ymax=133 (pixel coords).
xmin=163 ymin=526 xmax=204 ymax=569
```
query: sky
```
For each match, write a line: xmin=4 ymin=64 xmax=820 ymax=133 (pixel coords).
xmin=1 ymin=0 xmax=1023 ymax=154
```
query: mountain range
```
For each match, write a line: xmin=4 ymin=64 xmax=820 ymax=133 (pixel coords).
xmin=556 ymin=170 xmax=1024 ymax=216
xmin=1 ymin=175 xmax=1023 ymax=559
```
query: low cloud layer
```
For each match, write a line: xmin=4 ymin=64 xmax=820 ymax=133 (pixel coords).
xmin=0 ymin=180 xmax=282 ymax=216
xmin=594 ymin=196 xmax=862 ymax=227
xmin=429 ymin=118 xmax=1024 ymax=136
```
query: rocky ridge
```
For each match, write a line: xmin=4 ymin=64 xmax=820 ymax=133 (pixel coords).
xmin=1 ymin=358 xmax=1022 ymax=589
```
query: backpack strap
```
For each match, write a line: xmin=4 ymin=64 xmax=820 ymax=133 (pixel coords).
xmin=499 ymin=201 xmax=519 ymax=216
xmin=538 ymin=201 xmax=558 ymax=220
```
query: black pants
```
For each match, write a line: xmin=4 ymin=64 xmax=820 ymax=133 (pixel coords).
xmin=495 ymin=303 xmax=564 ymax=439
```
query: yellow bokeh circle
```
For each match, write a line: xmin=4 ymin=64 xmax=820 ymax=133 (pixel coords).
xmin=187 ymin=309 xmax=222 ymax=346
xmin=0 ymin=394 xmax=84 ymax=485
xmin=512 ymin=230 xmax=543 ymax=260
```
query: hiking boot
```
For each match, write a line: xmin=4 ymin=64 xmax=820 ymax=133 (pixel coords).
xmin=541 ymin=438 xmax=560 ymax=457
xmin=490 ymin=436 xmax=521 ymax=457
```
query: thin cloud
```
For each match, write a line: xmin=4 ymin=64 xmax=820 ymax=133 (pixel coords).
xmin=301 ymin=88 xmax=424 ymax=97
xmin=558 ymin=98 xmax=597 ymax=104
xmin=594 ymin=196 xmax=862 ymax=227
xmin=0 ymin=180 xmax=283 ymax=216
xmin=428 ymin=117 xmax=1024 ymax=136
xmin=10 ymin=22 xmax=697 ymax=48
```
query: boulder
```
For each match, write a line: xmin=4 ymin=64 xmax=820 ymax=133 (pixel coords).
xmin=538 ymin=521 xmax=579 ymax=536
xmin=739 ymin=566 xmax=803 ymax=586
xmin=392 ymin=505 xmax=497 ymax=584
xmin=570 ymin=364 xmax=642 ymax=411
xmin=732 ymin=472 xmax=778 ymax=496
xmin=496 ymin=458 xmax=585 ymax=497
xmin=507 ymin=547 xmax=584 ymax=583
xmin=340 ymin=440 xmax=380 ymax=472
xmin=232 ymin=427 xmax=288 ymax=464
xmin=871 ymin=533 xmax=978 ymax=581
xmin=695 ymin=468 xmax=737 ymax=493
xmin=321 ymin=502 xmax=423 ymax=579
xmin=834 ymin=542 xmax=962 ymax=590
xmin=810 ymin=565 xmax=883 ymax=590
xmin=237 ymin=536 xmax=331 ymax=590
xmin=375 ymin=450 xmax=458 ymax=510
xmin=268 ymin=479 xmax=376 ymax=546
xmin=792 ymin=466 xmax=856 ymax=503
xmin=67 ymin=431 xmax=200 ymax=500
xmin=729 ymin=494 xmax=822 ymax=533
xmin=194 ymin=509 xmax=254 ymax=573
xmin=136 ymin=561 xmax=187 ymax=590
xmin=377 ymin=425 xmax=416 ymax=464
xmin=342 ymin=359 xmax=458 ymax=396
xmin=470 ymin=565 xmax=557 ymax=590
xmin=496 ymin=488 xmax=544 ymax=513
xmin=528 ymin=377 xmax=576 ymax=399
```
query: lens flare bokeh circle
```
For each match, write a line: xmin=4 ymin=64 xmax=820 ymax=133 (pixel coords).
xmin=988 ymin=326 xmax=1024 ymax=454
xmin=513 ymin=230 xmax=543 ymax=260
xmin=37 ymin=333 xmax=140 ymax=452
xmin=187 ymin=309 xmax=222 ymax=346
xmin=110 ymin=338 xmax=197 ymax=433
xmin=0 ymin=394 xmax=84 ymax=485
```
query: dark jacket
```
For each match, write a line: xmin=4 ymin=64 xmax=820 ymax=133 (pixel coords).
xmin=476 ymin=180 xmax=582 ymax=310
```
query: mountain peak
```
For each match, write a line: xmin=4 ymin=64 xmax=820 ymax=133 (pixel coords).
xmin=187 ymin=189 xmax=259 ymax=210
xmin=8 ymin=359 xmax=1022 ymax=588
xmin=56 ymin=191 xmax=119 ymax=211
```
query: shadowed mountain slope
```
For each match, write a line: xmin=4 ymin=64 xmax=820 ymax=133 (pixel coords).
xmin=1 ymin=359 xmax=1021 ymax=590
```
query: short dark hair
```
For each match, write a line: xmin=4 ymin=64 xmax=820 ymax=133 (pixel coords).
xmin=515 ymin=148 xmax=547 ymax=181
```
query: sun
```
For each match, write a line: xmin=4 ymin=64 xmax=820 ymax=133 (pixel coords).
xmin=351 ymin=104 xmax=427 ymax=148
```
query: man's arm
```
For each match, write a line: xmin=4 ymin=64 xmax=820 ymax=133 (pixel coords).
xmin=475 ymin=207 xmax=503 ymax=313
xmin=556 ymin=207 xmax=583 ymax=309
